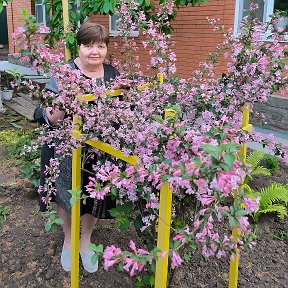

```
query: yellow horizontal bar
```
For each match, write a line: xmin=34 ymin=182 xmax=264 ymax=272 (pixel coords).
xmin=76 ymin=89 xmax=124 ymax=102
xmin=76 ymin=94 xmax=95 ymax=102
xmin=105 ymin=89 xmax=124 ymax=97
xmin=138 ymin=83 xmax=151 ymax=90
xmin=85 ymin=140 xmax=139 ymax=166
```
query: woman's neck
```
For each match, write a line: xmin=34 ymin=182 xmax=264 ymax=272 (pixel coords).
xmin=74 ymin=58 xmax=104 ymax=78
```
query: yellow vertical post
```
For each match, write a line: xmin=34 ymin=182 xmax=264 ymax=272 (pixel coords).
xmin=155 ymin=182 xmax=173 ymax=288
xmin=71 ymin=118 xmax=82 ymax=288
xmin=228 ymin=105 xmax=251 ymax=288
xmin=61 ymin=1 xmax=75 ymax=286
xmin=155 ymin=105 xmax=175 ymax=288
xmin=61 ymin=0 xmax=71 ymax=62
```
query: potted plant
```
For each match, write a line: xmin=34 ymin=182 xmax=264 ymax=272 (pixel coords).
xmin=0 ymin=71 xmax=14 ymax=101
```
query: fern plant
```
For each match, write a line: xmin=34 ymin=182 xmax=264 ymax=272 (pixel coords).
xmin=242 ymin=151 xmax=271 ymax=194
xmin=244 ymin=151 xmax=288 ymax=221
xmin=249 ymin=183 xmax=288 ymax=221
xmin=245 ymin=151 xmax=271 ymax=181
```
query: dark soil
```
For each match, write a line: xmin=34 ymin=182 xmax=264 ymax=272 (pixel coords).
xmin=0 ymin=110 xmax=288 ymax=287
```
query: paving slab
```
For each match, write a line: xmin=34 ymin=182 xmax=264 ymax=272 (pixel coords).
xmin=0 ymin=61 xmax=39 ymax=76
xmin=3 ymin=100 xmax=34 ymax=121
xmin=248 ymin=127 xmax=288 ymax=155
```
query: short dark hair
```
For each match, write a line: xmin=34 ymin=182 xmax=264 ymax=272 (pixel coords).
xmin=76 ymin=22 xmax=109 ymax=46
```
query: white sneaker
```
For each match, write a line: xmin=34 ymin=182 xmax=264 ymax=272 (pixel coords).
xmin=61 ymin=247 xmax=71 ymax=272
xmin=80 ymin=250 xmax=98 ymax=273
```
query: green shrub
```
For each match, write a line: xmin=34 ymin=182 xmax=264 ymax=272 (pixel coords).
xmin=0 ymin=129 xmax=41 ymax=191
xmin=264 ymin=154 xmax=280 ymax=174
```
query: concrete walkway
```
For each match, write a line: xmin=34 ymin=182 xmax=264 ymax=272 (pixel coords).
xmin=249 ymin=127 xmax=288 ymax=154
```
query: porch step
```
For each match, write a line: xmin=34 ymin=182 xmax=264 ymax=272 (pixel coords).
xmin=2 ymin=92 xmax=39 ymax=121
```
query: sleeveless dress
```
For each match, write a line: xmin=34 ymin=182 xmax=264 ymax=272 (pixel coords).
xmin=37 ymin=62 xmax=119 ymax=218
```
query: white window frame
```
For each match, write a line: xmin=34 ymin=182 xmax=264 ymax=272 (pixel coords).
xmin=109 ymin=12 xmax=139 ymax=37
xmin=35 ymin=0 xmax=49 ymax=27
xmin=234 ymin=0 xmax=275 ymax=36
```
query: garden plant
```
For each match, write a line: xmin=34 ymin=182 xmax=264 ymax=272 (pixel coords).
xmin=11 ymin=1 xmax=288 ymax=287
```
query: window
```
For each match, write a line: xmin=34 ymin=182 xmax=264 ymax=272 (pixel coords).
xmin=109 ymin=12 xmax=139 ymax=37
xmin=35 ymin=0 xmax=50 ymax=27
xmin=234 ymin=0 xmax=288 ymax=36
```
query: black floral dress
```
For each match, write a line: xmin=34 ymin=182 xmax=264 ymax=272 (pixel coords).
xmin=37 ymin=62 xmax=119 ymax=218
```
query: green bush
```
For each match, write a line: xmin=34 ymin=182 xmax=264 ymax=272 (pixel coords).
xmin=0 ymin=129 xmax=41 ymax=191
xmin=264 ymin=154 xmax=280 ymax=174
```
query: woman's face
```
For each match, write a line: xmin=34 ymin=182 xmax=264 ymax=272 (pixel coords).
xmin=78 ymin=42 xmax=107 ymax=68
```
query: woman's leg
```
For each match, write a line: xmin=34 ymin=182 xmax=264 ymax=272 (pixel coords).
xmin=57 ymin=205 xmax=71 ymax=248
xmin=80 ymin=213 xmax=97 ymax=251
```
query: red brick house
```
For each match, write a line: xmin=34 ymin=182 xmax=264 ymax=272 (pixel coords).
xmin=4 ymin=0 xmax=287 ymax=78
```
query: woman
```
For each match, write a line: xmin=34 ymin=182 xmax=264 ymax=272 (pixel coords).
xmin=41 ymin=22 xmax=120 ymax=273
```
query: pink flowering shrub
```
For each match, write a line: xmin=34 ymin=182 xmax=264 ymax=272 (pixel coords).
xmin=16 ymin=1 xmax=288 ymax=286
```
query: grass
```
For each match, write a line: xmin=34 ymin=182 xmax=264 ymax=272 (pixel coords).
xmin=0 ymin=107 xmax=40 ymax=191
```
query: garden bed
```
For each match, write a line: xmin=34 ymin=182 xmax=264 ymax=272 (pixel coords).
xmin=0 ymin=109 xmax=287 ymax=288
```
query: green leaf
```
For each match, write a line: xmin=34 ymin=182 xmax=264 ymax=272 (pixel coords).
xmin=69 ymin=36 xmax=75 ymax=44
xmin=183 ymin=253 xmax=191 ymax=262
xmin=118 ymin=216 xmax=130 ymax=231
xmin=70 ymin=198 xmax=78 ymax=206
xmin=134 ymin=215 xmax=144 ymax=231
xmin=110 ymin=186 xmax=118 ymax=197
xmin=162 ymin=174 xmax=170 ymax=181
xmin=10 ymin=123 xmax=23 ymax=129
xmin=235 ymin=209 xmax=247 ymax=217
xmin=102 ymin=1 xmax=111 ymax=13
xmin=88 ymin=243 xmax=97 ymax=251
xmin=164 ymin=159 xmax=172 ymax=165
xmin=220 ymin=143 xmax=239 ymax=152
xmin=117 ymin=202 xmax=133 ymax=214
xmin=94 ymin=244 xmax=104 ymax=254
xmin=91 ymin=253 xmax=98 ymax=265
xmin=228 ymin=216 xmax=238 ymax=227
xmin=109 ymin=208 xmax=121 ymax=217
xmin=201 ymin=144 xmax=220 ymax=158
xmin=219 ymin=162 xmax=231 ymax=172
xmin=45 ymin=221 xmax=52 ymax=232
xmin=54 ymin=218 xmax=64 ymax=225
xmin=223 ymin=153 xmax=236 ymax=171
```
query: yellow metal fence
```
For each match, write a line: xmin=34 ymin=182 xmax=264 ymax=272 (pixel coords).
xmin=69 ymin=89 xmax=251 ymax=288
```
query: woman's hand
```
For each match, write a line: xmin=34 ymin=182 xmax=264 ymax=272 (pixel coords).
xmin=45 ymin=107 xmax=65 ymax=126
xmin=111 ymin=82 xmax=131 ymax=90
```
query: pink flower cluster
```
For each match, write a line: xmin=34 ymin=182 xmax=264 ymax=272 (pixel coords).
xmin=104 ymin=240 xmax=152 ymax=276
xmin=15 ymin=2 xmax=288 ymax=279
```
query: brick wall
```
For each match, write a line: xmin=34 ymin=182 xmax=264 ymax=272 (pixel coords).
xmin=91 ymin=0 xmax=235 ymax=78
xmin=6 ymin=0 xmax=33 ymax=54
xmin=7 ymin=0 xmax=235 ymax=77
